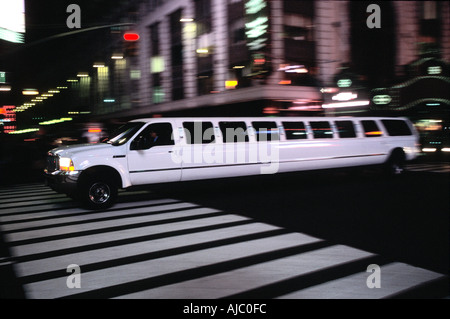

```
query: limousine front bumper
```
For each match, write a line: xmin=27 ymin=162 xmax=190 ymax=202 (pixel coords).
xmin=44 ymin=170 xmax=80 ymax=195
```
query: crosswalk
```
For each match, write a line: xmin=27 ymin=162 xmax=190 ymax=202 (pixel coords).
xmin=0 ymin=183 xmax=447 ymax=299
xmin=406 ymin=162 xmax=450 ymax=174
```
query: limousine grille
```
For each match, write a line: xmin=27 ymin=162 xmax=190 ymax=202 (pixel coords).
xmin=46 ymin=154 xmax=59 ymax=173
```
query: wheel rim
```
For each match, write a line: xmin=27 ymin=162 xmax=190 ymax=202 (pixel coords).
xmin=392 ymin=163 xmax=404 ymax=175
xmin=88 ymin=182 xmax=111 ymax=204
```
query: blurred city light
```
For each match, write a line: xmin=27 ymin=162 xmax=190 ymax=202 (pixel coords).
xmin=123 ymin=32 xmax=140 ymax=41
xmin=39 ymin=117 xmax=73 ymax=125
xmin=111 ymin=54 xmax=123 ymax=59
xmin=22 ymin=89 xmax=39 ymax=95
xmin=225 ymin=80 xmax=238 ymax=89
xmin=196 ymin=48 xmax=209 ymax=54
xmin=322 ymin=100 xmax=370 ymax=108
xmin=9 ymin=128 xmax=39 ymax=134
xmin=0 ymin=85 xmax=11 ymax=91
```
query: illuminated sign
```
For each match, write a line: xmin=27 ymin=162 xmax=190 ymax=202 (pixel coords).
xmin=225 ymin=80 xmax=238 ymax=89
xmin=0 ymin=0 xmax=25 ymax=43
xmin=332 ymin=92 xmax=357 ymax=101
xmin=0 ymin=72 xmax=6 ymax=83
xmin=123 ymin=32 xmax=140 ymax=41
xmin=427 ymin=66 xmax=441 ymax=75
xmin=372 ymin=94 xmax=392 ymax=105
xmin=337 ymin=79 xmax=352 ymax=88
xmin=278 ymin=65 xmax=308 ymax=73
xmin=245 ymin=0 xmax=268 ymax=51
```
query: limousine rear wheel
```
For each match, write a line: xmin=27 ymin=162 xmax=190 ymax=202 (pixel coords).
xmin=385 ymin=149 xmax=406 ymax=176
xmin=79 ymin=178 xmax=118 ymax=210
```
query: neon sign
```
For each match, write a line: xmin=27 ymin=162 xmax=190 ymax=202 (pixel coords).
xmin=372 ymin=95 xmax=392 ymax=105
xmin=337 ymin=79 xmax=352 ymax=88
xmin=245 ymin=0 xmax=268 ymax=51
xmin=427 ymin=66 xmax=441 ymax=75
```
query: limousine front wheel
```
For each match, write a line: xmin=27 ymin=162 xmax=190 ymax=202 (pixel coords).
xmin=80 ymin=178 xmax=118 ymax=210
xmin=385 ymin=149 xmax=406 ymax=176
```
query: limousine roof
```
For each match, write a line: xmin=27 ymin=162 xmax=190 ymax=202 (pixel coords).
xmin=129 ymin=116 xmax=410 ymax=123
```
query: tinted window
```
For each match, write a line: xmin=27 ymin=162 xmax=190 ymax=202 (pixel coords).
xmin=310 ymin=121 xmax=333 ymax=139
xmin=361 ymin=120 xmax=383 ymax=137
xmin=219 ymin=121 xmax=249 ymax=143
xmin=335 ymin=120 xmax=357 ymax=138
xmin=183 ymin=121 xmax=215 ymax=144
xmin=252 ymin=121 xmax=279 ymax=141
xmin=381 ymin=120 xmax=412 ymax=136
xmin=282 ymin=122 xmax=308 ymax=140
xmin=131 ymin=122 xmax=174 ymax=149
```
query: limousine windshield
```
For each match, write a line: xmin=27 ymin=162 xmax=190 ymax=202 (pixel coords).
xmin=105 ymin=122 xmax=145 ymax=146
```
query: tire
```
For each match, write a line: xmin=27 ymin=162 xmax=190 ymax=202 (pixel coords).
xmin=79 ymin=178 xmax=118 ymax=210
xmin=385 ymin=150 xmax=406 ymax=177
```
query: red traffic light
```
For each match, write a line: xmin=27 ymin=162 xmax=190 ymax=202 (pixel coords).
xmin=123 ymin=32 xmax=140 ymax=41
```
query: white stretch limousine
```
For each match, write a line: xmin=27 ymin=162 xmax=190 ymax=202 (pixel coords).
xmin=45 ymin=116 xmax=420 ymax=209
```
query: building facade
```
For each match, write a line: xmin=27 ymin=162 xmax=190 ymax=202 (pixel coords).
xmin=86 ymin=0 xmax=449 ymax=127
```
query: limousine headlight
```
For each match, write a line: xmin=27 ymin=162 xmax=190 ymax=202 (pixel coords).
xmin=59 ymin=157 xmax=75 ymax=171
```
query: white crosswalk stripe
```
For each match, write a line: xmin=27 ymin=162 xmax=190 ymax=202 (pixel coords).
xmin=406 ymin=162 xmax=450 ymax=174
xmin=0 ymin=183 xmax=446 ymax=299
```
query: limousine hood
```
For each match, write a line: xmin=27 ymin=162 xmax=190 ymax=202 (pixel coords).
xmin=49 ymin=143 xmax=118 ymax=158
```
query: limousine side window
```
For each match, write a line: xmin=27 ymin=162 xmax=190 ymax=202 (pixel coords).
xmin=219 ymin=121 xmax=249 ymax=143
xmin=130 ymin=122 xmax=174 ymax=150
xmin=361 ymin=120 xmax=383 ymax=137
xmin=381 ymin=119 xmax=413 ymax=136
xmin=183 ymin=121 xmax=215 ymax=144
xmin=252 ymin=121 xmax=280 ymax=141
xmin=310 ymin=121 xmax=333 ymax=139
xmin=335 ymin=120 xmax=357 ymax=138
xmin=282 ymin=122 xmax=308 ymax=140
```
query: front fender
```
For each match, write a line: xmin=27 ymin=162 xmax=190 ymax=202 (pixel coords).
xmin=76 ymin=157 xmax=131 ymax=188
